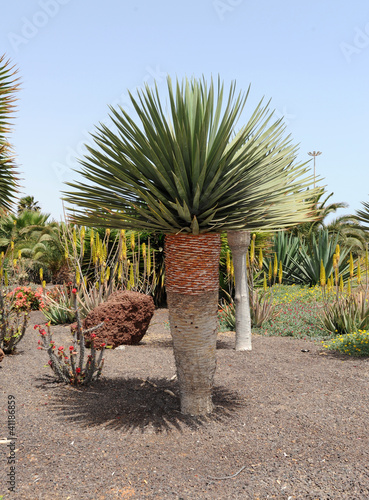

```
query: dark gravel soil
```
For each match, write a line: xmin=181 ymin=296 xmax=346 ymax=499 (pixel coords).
xmin=1 ymin=309 xmax=369 ymax=499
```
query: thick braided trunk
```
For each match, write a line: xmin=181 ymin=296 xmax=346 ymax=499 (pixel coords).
xmin=165 ymin=234 xmax=221 ymax=416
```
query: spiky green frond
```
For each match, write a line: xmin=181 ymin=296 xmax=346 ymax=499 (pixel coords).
xmin=0 ymin=54 xmax=20 ymax=210
xmin=0 ymin=210 xmax=51 ymax=251
xmin=65 ymin=76 xmax=320 ymax=233
xmin=357 ymin=199 xmax=369 ymax=231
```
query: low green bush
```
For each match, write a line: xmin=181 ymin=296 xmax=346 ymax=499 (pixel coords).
xmin=256 ymin=298 xmax=327 ymax=339
xmin=42 ymin=283 xmax=76 ymax=324
xmin=321 ymin=291 xmax=369 ymax=335
xmin=322 ymin=330 xmax=369 ymax=356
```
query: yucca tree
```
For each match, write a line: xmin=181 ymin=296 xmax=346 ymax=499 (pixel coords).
xmin=65 ymin=76 xmax=319 ymax=415
xmin=0 ymin=55 xmax=20 ymax=211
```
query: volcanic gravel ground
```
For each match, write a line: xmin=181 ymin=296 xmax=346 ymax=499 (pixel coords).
xmin=1 ymin=309 xmax=369 ymax=499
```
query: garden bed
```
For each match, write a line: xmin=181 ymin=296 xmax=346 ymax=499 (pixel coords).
xmin=1 ymin=309 xmax=369 ymax=499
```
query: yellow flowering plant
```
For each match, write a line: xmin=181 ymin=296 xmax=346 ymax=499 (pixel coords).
xmin=322 ymin=330 xmax=369 ymax=356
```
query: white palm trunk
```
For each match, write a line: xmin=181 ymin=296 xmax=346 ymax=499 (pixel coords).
xmin=227 ymin=231 xmax=252 ymax=351
xmin=165 ymin=234 xmax=221 ymax=415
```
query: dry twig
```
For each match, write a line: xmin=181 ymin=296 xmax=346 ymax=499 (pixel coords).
xmin=207 ymin=465 xmax=247 ymax=480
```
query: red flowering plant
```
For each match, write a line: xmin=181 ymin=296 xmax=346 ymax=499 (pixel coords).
xmin=36 ymin=286 xmax=106 ymax=385
xmin=7 ymin=286 xmax=43 ymax=311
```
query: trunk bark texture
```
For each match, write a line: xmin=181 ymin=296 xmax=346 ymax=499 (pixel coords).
xmin=165 ymin=233 xmax=221 ymax=416
xmin=227 ymin=231 xmax=252 ymax=351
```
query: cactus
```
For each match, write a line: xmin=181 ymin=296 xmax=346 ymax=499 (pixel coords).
xmin=0 ymin=249 xmax=30 ymax=354
xmin=36 ymin=289 xmax=106 ymax=385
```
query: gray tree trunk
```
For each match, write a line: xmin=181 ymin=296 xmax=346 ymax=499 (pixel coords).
xmin=227 ymin=231 xmax=252 ymax=351
xmin=167 ymin=291 xmax=218 ymax=415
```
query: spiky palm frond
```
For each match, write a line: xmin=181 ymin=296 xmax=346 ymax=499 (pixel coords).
xmin=0 ymin=210 xmax=51 ymax=251
xmin=65 ymin=76 xmax=319 ymax=234
xmin=289 ymin=188 xmax=349 ymax=240
xmin=0 ymin=54 xmax=20 ymax=210
xmin=357 ymin=199 xmax=369 ymax=231
xmin=17 ymin=195 xmax=41 ymax=214
xmin=326 ymin=214 xmax=368 ymax=256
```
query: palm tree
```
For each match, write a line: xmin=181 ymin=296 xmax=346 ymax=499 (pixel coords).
xmin=0 ymin=55 xmax=20 ymax=211
xmin=357 ymin=199 xmax=369 ymax=232
xmin=0 ymin=210 xmax=67 ymax=282
xmin=288 ymin=189 xmax=367 ymax=257
xmin=65 ymin=76 xmax=319 ymax=415
xmin=18 ymin=220 xmax=66 ymax=282
xmin=289 ymin=189 xmax=347 ymax=240
xmin=17 ymin=196 xmax=41 ymax=214
xmin=325 ymin=214 xmax=368 ymax=257
xmin=0 ymin=210 xmax=51 ymax=252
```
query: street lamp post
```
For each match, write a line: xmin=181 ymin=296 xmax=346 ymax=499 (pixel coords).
xmin=308 ymin=151 xmax=322 ymax=189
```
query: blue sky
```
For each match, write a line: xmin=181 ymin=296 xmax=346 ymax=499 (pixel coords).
xmin=2 ymin=0 xmax=369 ymax=222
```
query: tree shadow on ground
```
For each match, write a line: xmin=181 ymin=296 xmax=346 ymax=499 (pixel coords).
xmin=36 ymin=375 xmax=243 ymax=433
xmin=314 ymin=349 xmax=369 ymax=362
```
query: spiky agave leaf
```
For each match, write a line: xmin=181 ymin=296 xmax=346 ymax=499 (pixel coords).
xmin=64 ymin=76 xmax=320 ymax=233
xmin=0 ymin=54 xmax=20 ymax=211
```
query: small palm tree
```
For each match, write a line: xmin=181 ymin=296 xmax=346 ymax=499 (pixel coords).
xmin=18 ymin=220 xmax=66 ymax=282
xmin=325 ymin=215 xmax=368 ymax=257
xmin=0 ymin=55 xmax=20 ymax=211
xmin=0 ymin=210 xmax=65 ymax=282
xmin=17 ymin=196 xmax=41 ymax=214
xmin=0 ymin=210 xmax=51 ymax=252
xmin=289 ymin=189 xmax=348 ymax=240
xmin=65 ymin=76 xmax=319 ymax=415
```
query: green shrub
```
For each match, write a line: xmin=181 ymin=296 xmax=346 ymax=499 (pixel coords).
xmin=249 ymin=289 xmax=278 ymax=327
xmin=322 ymin=330 xmax=369 ymax=356
xmin=218 ymin=288 xmax=278 ymax=331
xmin=257 ymin=299 xmax=326 ymax=339
xmin=263 ymin=231 xmax=301 ymax=285
xmin=218 ymin=298 xmax=235 ymax=331
xmin=284 ymin=230 xmax=350 ymax=286
xmin=42 ymin=283 xmax=76 ymax=324
xmin=321 ymin=291 xmax=369 ymax=335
